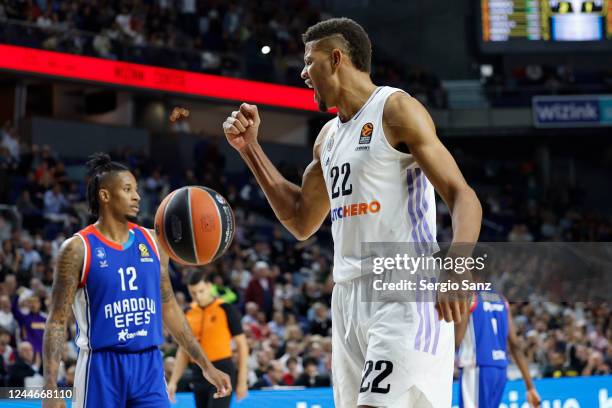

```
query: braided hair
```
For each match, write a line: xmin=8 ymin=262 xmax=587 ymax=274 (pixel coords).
xmin=86 ymin=153 xmax=129 ymax=217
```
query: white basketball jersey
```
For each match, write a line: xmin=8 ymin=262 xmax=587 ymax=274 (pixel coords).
xmin=320 ymin=86 xmax=437 ymax=283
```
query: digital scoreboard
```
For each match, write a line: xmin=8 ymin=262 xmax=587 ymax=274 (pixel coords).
xmin=480 ymin=0 xmax=612 ymax=52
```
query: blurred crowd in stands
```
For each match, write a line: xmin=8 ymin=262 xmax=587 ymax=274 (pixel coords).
xmin=0 ymin=0 xmax=447 ymax=108
xmin=0 ymin=118 xmax=611 ymax=389
xmin=3 ymin=1 xmax=611 ymax=109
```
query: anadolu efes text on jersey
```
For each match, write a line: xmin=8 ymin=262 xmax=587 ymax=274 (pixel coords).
xmin=320 ymin=87 xmax=437 ymax=283
xmin=72 ymin=223 xmax=164 ymax=352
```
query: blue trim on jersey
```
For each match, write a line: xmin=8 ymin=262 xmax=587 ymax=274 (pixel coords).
xmin=121 ymin=230 xmax=135 ymax=250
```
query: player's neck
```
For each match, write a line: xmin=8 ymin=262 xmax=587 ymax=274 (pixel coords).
xmin=335 ymin=76 xmax=377 ymax=123
xmin=94 ymin=216 xmax=132 ymax=245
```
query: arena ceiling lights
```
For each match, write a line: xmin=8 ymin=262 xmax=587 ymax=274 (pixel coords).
xmin=0 ymin=44 xmax=318 ymax=112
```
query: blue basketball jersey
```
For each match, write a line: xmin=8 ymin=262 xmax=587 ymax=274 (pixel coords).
xmin=458 ymin=290 xmax=509 ymax=368
xmin=73 ymin=223 xmax=163 ymax=352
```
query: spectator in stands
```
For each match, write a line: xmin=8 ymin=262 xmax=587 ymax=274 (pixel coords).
xmin=242 ymin=301 xmax=259 ymax=327
xmin=18 ymin=237 xmax=41 ymax=273
xmin=1 ymin=121 xmax=19 ymax=161
xmin=0 ymin=295 xmax=16 ymax=333
xmin=308 ymin=302 xmax=331 ymax=337
xmin=43 ymin=183 xmax=74 ymax=228
xmin=12 ymin=291 xmax=46 ymax=360
xmin=583 ymin=351 xmax=611 ymax=376
xmin=279 ymin=340 xmax=302 ymax=373
xmin=252 ymin=361 xmax=286 ymax=389
xmin=1 ymin=240 xmax=21 ymax=275
xmin=210 ymin=273 xmax=238 ymax=304
xmin=268 ymin=311 xmax=286 ymax=339
xmin=294 ymin=356 xmax=331 ymax=388
xmin=17 ymin=191 xmax=44 ymax=231
xmin=252 ymin=350 xmax=272 ymax=382
xmin=230 ymin=258 xmax=250 ymax=290
xmin=543 ymin=350 xmax=577 ymax=378
xmin=0 ymin=326 xmax=15 ymax=368
xmin=281 ymin=356 xmax=298 ymax=386
xmin=245 ymin=261 xmax=274 ymax=320
xmin=7 ymin=341 xmax=41 ymax=387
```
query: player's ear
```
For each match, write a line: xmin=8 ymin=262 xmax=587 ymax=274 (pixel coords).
xmin=330 ymin=49 xmax=342 ymax=72
xmin=98 ymin=188 xmax=110 ymax=204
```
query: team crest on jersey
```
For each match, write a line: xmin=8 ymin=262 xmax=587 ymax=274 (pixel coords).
xmin=95 ymin=247 xmax=106 ymax=260
xmin=139 ymin=243 xmax=154 ymax=263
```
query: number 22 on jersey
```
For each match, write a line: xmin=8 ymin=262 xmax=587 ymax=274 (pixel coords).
xmin=330 ymin=162 xmax=352 ymax=198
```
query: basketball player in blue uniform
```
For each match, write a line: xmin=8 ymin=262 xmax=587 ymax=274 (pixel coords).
xmin=43 ymin=153 xmax=232 ymax=408
xmin=455 ymin=290 xmax=541 ymax=408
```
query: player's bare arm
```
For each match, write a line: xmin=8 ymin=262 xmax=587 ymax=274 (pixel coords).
xmin=383 ymin=92 xmax=483 ymax=323
xmin=223 ymin=103 xmax=332 ymax=240
xmin=155 ymin=231 xmax=232 ymax=398
xmin=43 ymin=236 xmax=83 ymax=408
xmin=507 ymin=304 xmax=541 ymax=407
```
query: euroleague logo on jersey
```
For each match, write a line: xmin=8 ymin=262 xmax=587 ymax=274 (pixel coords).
xmin=356 ymin=122 xmax=373 ymax=151
xmin=139 ymin=243 xmax=154 ymax=263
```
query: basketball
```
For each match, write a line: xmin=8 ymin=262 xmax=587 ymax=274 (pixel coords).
xmin=154 ymin=186 xmax=235 ymax=265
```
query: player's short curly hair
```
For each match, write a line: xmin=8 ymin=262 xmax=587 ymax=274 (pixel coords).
xmin=302 ymin=17 xmax=372 ymax=73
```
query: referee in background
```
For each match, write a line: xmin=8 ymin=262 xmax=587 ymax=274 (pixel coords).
xmin=168 ymin=270 xmax=249 ymax=407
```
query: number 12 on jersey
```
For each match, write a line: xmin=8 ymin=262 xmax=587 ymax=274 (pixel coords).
xmin=118 ymin=267 xmax=138 ymax=291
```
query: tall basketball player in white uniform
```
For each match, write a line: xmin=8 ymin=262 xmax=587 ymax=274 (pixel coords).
xmin=223 ymin=18 xmax=482 ymax=408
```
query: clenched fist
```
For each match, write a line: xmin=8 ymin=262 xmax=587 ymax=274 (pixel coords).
xmin=223 ymin=103 xmax=261 ymax=152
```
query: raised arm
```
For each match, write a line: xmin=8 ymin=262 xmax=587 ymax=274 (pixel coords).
xmin=43 ymin=237 xmax=83 ymax=407
xmin=223 ymin=103 xmax=331 ymax=240
xmin=154 ymin=232 xmax=231 ymax=398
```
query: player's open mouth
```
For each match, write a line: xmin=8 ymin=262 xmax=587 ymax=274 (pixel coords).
xmin=131 ymin=206 xmax=139 ymax=212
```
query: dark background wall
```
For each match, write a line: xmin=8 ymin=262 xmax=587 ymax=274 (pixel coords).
xmin=326 ymin=0 xmax=477 ymax=79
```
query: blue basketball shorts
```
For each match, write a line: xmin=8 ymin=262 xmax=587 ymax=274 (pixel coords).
xmin=459 ymin=365 xmax=507 ymax=408
xmin=73 ymin=346 xmax=170 ymax=408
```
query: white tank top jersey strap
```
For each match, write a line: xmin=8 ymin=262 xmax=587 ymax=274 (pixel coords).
xmin=320 ymin=86 xmax=438 ymax=283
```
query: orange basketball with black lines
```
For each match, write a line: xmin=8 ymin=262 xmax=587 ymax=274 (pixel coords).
xmin=361 ymin=122 xmax=374 ymax=137
xmin=154 ymin=186 xmax=235 ymax=265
